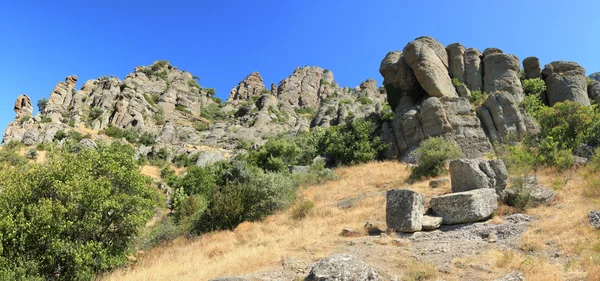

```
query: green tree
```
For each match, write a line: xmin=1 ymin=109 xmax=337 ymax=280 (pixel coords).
xmin=410 ymin=137 xmax=462 ymax=181
xmin=0 ymin=143 xmax=156 ymax=280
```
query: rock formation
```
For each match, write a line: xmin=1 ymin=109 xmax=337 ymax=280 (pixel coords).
xmin=543 ymin=61 xmax=589 ymax=106
xmin=482 ymin=52 xmax=524 ymax=102
xmin=523 ymin=57 xmax=542 ymax=79
xmin=430 ymin=188 xmax=498 ymax=225
xmin=14 ymin=95 xmax=33 ymax=120
xmin=305 ymin=254 xmax=383 ymax=281
xmin=386 ymin=189 xmax=425 ymax=232
xmin=227 ymin=72 xmax=266 ymax=105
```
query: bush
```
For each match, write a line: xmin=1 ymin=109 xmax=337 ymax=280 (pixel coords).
xmin=316 ymin=118 xmax=385 ymax=165
xmin=53 ymin=130 xmax=68 ymax=141
xmin=135 ymin=217 xmax=181 ymax=250
xmin=248 ymin=137 xmax=301 ymax=172
xmin=410 ymin=137 xmax=462 ymax=181
xmin=357 ymin=96 xmax=373 ymax=105
xmin=534 ymin=101 xmax=598 ymax=151
xmin=470 ymin=90 xmax=488 ymax=106
xmin=37 ymin=98 xmax=48 ymax=112
xmin=291 ymin=199 xmax=315 ymax=220
xmin=25 ymin=148 xmax=38 ymax=160
xmin=0 ymin=143 xmax=155 ymax=280
xmin=40 ymin=116 xmax=52 ymax=123
xmin=89 ymin=107 xmax=104 ymax=121
xmin=139 ymin=132 xmax=156 ymax=146
xmin=523 ymin=78 xmax=546 ymax=96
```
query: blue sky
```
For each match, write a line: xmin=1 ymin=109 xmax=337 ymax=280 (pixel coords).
xmin=1 ymin=0 xmax=599 ymax=136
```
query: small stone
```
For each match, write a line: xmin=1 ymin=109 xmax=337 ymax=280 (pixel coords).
xmin=392 ymin=238 xmax=411 ymax=247
xmin=341 ymin=228 xmax=360 ymax=237
xmin=429 ymin=178 xmax=449 ymax=189
xmin=589 ymin=210 xmax=600 ymax=229
xmin=488 ymin=233 xmax=498 ymax=243
xmin=422 ymin=215 xmax=443 ymax=231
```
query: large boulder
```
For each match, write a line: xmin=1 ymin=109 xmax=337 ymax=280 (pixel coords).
xmin=196 ymin=150 xmax=226 ymax=167
xmin=449 ymin=159 xmax=508 ymax=195
xmin=588 ymin=80 xmax=600 ymax=104
xmin=542 ymin=61 xmax=590 ymax=106
xmin=483 ymin=53 xmax=524 ymax=101
xmin=523 ymin=57 xmax=542 ymax=79
xmin=305 ymin=254 xmax=383 ymax=281
xmin=476 ymin=92 xmax=529 ymax=144
xmin=403 ymin=36 xmax=458 ymax=98
xmin=464 ymin=48 xmax=483 ymax=91
xmin=430 ymin=188 xmax=498 ymax=225
xmin=386 ymin=189 xmax=425 ymax=232
xmin=446 ymin=43 xmax=466 ymax=82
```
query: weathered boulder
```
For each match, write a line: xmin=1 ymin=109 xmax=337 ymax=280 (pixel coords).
xmin=483 ymin=48 xmax=503 ymax=57
xmin=386 ymin=189 xmax=425 ymax=232
xmin=65 ymin=75 xmax=78 ymax=87
xmin=589 ymin=210 xmax=600 ymax=229
xmin=22 ymin=130 xmax=39 ymax=146
xmin=523 ymin=57 xmax=542 ymax=79
xmin=379 ymin=51 xmax=426 ymax=111
xmin=505 ymin=176 xmax=555 ymax=207
xmin=14 ymin=95 xmax=33 ymax=120
xmin=476 ymin=92 xmax=529 ymax=144
xmin=227 ymin=72 xmax=266 ymax=104
xmin=403 ymin=37 xmax=457 ymax=98
xmin=422 ymin=215 xmax=443 ymax=231
xmin=391 ymin=97 xmax=492 ymax=159
xmin=483 ymin=53 xmax=524 ymax=101
xmin=446 ymin=43 xmax=466 ymax=82
xmin=456 ymin=84 xmax=471 ymax=98
xmin=196 ymin=150 xmax=226 ymax=167
xmin=464 ymin=48 xmax=483 ymax=91
xmin=543 ymin=61 xmax=590 ymax=106
xmin=430 ymin=188 xmax=498 ymax=225
xmin=79 ymin=138 xmax=97 ymax=150
xmin=588 ymin=80 xmax=600 ymax=104
xmin=450 ymin=159 xmax=508 ymax=194
xmin=305 ymin=254 xmax=383 ymax=281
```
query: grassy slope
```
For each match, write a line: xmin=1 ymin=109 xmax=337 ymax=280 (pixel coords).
xmin=102 ymin=162 xmax=600 ymax=281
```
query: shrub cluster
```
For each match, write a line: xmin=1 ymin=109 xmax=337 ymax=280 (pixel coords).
xmin=409 ymin=137 xmax=462 ymax=181
xmin=0 ymin=143 xmax=156 ymax=280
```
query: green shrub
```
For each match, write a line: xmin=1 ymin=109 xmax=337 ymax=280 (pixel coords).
xmin=193 ymin=121 xmax=209 ymax=132
xmin=201 ymin=104 xmax=227 ymax=120
xmin=410 ymin=137 xmax=462 ymax=181
xmin=295 ymin=108 xmax=315 ymax=115
xmin=187 ymin=79 xmax=202 ymax=90
xmin=135 ymin=217 xmax=181 ymax=250
xmin=104 ymin=124 xmax=125 ymax=139
xmin=175 ymin=105 xmax=191 ymax=114
xmin=534 ymin=101 xmax=598 ymax=151
xmin=154 ymin=113 xmax=166 ymax=125
xmin=25 ymin=148 xmax=38 ymax=160
xmin=316 ymin=118 xmax=385 ymax=165
xmin=53 ymin=130 xmax=68 ymax=141
xmin=357 ymin=96 xmax=373 ymax=105
xmin=40 ymin=116 xmax=52 ymax=123
xmin=291 ymin=199 xmax=315 ymax=220
xmin=248 ymin=137 xmax=301 ymax=172
xmin=470 ymin=90 xmax=488 ymax=106
xmin=89 ymin=107 xmax=104 ymax=121
xmin=205 ymin=88 xmax=216 ymax=96
xmin=3 ymin=140 xmax=23 ymax=150
xmin=37 ymin=98 xmax=48 ymax=112
xmin=0 ymin=143 xmax=155 ymax=280
xmin=139 ymin=132 xmax=156 ymax=146
xmin=523 ymin=78 xmax=546 ymax=96
xmin=452 ymin=77 xmax=463 ymax=87
xmin=144 ymin=93 xmax=161 ymax=106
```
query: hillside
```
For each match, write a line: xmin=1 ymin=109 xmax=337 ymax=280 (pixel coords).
xmin=101 ymin=161 xmax=599 ymax=281
xmin=2 ymin=34 xmax=600 ymax=281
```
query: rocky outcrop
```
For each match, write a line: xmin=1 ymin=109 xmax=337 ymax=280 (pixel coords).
xmin=379 ymin=51 xmax=426 ymax=111
xmin=483 ymin=53 xmax=524 ymax=101
xmin=449 ymin=159 xmax=508 ymax=195
xmin=277 ymin=66 xmax=335 ymax=110
xmin=305 ymin=254 xmax=382 ymax=281
xmin=403 ymin=37 xmax=457 ymax=98
xmin=65 ymin=75 xmax=78 ymax=87
xmin=523 ymin=57 xmax=542 ymax=79
xmin=430 ymin=188 xmax=498 ymax=225
xmin=386 ymin=189 xmax=425 ymax=232
xmin=464 ymin=48 xmax=483 ymax=91
xmin=446 ymin=43 xmax=466 ymax=83
xmin=227 ymin=72 xmax=266 ymax=105
xmin=390 ymin=96 xmax=492 ymax=158
xmin=476 ymin=92 xmax=532 ymax=144
xmin=14 ymin=95 xmax=33 ymax=120
xmin=543 ymin=61 xmax=590 ymax=106
xmin=588 ymin=80 xmax=600 ymax=104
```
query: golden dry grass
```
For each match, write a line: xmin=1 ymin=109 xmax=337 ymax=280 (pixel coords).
xmin=102 ymin=162 xmax=600 ymax=281
xmin=103 ymin=161 xmax=453 ymax=281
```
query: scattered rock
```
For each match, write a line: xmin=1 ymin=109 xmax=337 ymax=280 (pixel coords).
xmin=196 ymin=150 xmax=226 ymax=167
xmin=209 ymin=277 xmax=250 ymax=281
xmin=429 ymin=178 xmax=449 ymax=189
xmin=505 ymin=176 xmax=555 ymax=207
xmin=430 ymin=189 xmax=498 ymax=225
xmin=495 ymin=271 xmax=525 ymax=281
xmin=386 ymin=189 xmax=425 ymax=232
xmin=488 ymin=232 xmax=498 ymax=243
xmin=589 ymin=210 xmax=600 ymax=229
xmin=305 ymin=254 xmax=383 ymax=281
xmin=422 ymin=215 xmax=443 ymax=231
xmin=391 ymin=238 xmax=411 ymax=247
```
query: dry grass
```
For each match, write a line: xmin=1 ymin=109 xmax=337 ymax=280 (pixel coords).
xmin=102 ymin=161 xmax=452 ymax=281
xmin=103 ymin=162 xmax=600 ymax=281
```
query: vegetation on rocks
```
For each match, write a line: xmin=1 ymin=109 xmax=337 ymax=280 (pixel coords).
xmin=410 ymin=137 xmax=462 ymax=181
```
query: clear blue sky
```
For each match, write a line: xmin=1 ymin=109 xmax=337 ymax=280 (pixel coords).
xmin=1 ymin=0 xmax=599 ymax=136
